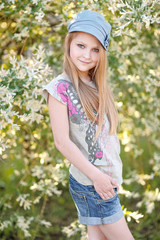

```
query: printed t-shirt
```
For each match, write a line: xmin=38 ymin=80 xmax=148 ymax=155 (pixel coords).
xmin=42 ymin=72 xmax=123 ymax=186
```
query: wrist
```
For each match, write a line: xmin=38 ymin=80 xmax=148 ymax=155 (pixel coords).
xmin=87 ymin=167 xmax=103 ymax=182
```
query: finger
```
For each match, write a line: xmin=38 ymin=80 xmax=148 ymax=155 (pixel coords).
xmin=110 ymin=189 xmax=115 ymax=197
xmin=100 ymin=189 xmax=114 ymax=199
xmin=107 ymin=175 xmax=118 ymax=186
xmin=100 ymin=193 xmax=109 ymax=200
xmin=110 ymin=178 xmax=118 ymax=187
xmin=102 ymin=186 xmax=115 ymax=197
xmin=107 ymin=191 xmax=114 ymax=198
xmin=101 ymin=194 xmax=105 ymax=200
xmin=104 ymin=186 xmax=115 ymax=196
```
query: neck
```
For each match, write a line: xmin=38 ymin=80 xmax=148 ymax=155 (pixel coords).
xmin=79 ymin=75 xmax=92 ymax=83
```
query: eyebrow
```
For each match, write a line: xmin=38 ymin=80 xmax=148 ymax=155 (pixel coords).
xmin=76 ymin=41 xmax=99 ymax=48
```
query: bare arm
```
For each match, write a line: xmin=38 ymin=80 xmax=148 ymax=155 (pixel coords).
xmin=48 ymin=94 xmax=118 ymax=199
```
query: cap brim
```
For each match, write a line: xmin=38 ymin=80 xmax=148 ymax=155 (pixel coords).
xmin=68 ymin=24 xmax=106 ymax=50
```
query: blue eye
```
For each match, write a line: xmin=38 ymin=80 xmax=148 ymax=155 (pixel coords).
xmin=77 ymin=44 xmax=84 ymax=48
xmin=77 ymin=44 xmax=99 ymax=52
xmin=93 ymin=48 xmax=99 ymax=52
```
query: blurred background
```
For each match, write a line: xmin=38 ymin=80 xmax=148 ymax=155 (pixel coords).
xmin=0 ymin=0 xmax=159 ymax=239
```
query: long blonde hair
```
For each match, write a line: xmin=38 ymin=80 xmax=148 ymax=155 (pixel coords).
xmin=63 ymin=32 xmax=119 ymax=140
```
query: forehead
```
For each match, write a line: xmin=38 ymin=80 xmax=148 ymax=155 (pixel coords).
xmin=72 ymin=32 xmax=100 ymax=47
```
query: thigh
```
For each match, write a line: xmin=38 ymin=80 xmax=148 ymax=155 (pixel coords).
xmin=87 ymin=225 xmax=108 ymax=240
xmin=99 ymin=216 xmax=135 ymax=240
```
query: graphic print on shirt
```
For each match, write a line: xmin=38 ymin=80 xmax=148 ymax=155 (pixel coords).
xmin=55 ymin=79 xmax=103 ymax=163
xmin=85 ymin=122 xmax=103 ymax=164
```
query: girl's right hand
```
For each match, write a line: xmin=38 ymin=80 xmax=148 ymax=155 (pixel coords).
xmin=93 ymin=171 xmax=119 ymax=200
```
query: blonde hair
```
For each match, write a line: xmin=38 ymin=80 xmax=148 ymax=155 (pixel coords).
xmin=63 ymin=32 xmax=119 ymax=141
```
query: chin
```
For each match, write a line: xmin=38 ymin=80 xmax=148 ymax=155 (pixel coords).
xmin=77 ymin=66 xmax=91 ymax=71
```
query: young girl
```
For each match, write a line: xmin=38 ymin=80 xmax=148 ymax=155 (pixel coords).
xmin=43 ymin=10 xmax=134 ymax=240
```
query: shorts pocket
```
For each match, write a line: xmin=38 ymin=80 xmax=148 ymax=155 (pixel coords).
xmin=96 ymin=188 xmax=117 ymax=203
xmin=69 ymin=185 xmax=89 ymax=217
xmin=69 ymin=174 xmax=94 ymax=197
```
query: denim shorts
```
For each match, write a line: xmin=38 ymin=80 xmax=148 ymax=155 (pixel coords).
xmin=69 ymin=174 xmax=124 ymax=225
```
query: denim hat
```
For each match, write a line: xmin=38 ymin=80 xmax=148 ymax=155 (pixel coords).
xmin=67 ymin=10 xmax=111 ymax=51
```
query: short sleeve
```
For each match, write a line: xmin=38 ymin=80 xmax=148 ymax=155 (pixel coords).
xmin=42 ymin=78 xmax=69 ymax=106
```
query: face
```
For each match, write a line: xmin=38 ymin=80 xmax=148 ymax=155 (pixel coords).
xmin=69 ymin=32 xmax=100 ymax=79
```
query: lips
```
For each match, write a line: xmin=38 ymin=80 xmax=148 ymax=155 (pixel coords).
xmin=79 ymin=60 xmax=91 ymax=64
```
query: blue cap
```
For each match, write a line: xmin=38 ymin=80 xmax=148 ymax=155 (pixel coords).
xmin=67 ymin=10 xmax=111 ymax=51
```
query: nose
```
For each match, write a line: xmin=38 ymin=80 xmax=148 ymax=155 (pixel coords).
xmin=83 ymin=49 xmax=91 ymax=59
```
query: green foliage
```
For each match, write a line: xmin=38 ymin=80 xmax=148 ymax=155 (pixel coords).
xmin=0 ymin=0 xmax=160 ymax=239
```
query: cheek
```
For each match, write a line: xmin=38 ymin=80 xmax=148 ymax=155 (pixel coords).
xmin=70 ymin=50 xmax=74 ymax=61
xmin=70 ymin=46 xmax=77 ymax=61
xmin=92 ymin=54 xmax=99 ymax=63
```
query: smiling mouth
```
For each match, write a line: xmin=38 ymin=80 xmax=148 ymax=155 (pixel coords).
xmin=79 ymin=60 xmax=91 ymax=64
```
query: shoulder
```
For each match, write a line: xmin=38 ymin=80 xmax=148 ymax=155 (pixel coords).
xmin=42 ymin=72 xmax=73 ymax=104
xmin=43 ymin=72 xmax=72 ymax=89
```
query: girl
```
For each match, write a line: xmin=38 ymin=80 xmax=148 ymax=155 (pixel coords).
xmin=43 ymin=10 xmax=134 ymax=240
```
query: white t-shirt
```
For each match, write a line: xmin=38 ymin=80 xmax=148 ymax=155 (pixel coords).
xmin=42 ymin=72 xmax=123 ymax=186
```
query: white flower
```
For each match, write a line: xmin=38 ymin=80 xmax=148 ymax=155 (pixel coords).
xmin=16 ymin=216 xmax=33 ymax=237
xmin=31 ymin=165 xmax=46 ymax=179
xmin=0 ymin=3 xmax=5 ymax=10
xmin=13 ymin=27 xmax=29 ymax=41
xmin=35 ymin=9 xmax=45 ymax=23
xmin=0 ymin=221 xmax=12 ymax=231
xmin=7 ymin=0 xmax=15 ymax=4
xmin=123 ymin=208 xmax=144 ymax=223
xmin=40 ymin=220 xmax=52 ymax=228
xmin=26 ymin=99 xmax=41 ymax=112
xmin=32 ymin=0 xmax=39 ymax=4
xmin=16 ymin=194 xmax=32 ymax=210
